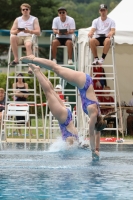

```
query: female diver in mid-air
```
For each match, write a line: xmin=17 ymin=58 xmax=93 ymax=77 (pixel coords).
xmin=20 ymin=55 xmax=107 ymax=160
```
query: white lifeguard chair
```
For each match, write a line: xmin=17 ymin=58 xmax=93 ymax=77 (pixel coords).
xmin=0 ymin=103 xmax=30 ymax=143
xmin=0 ymin=34 xmax=45 ymax=144
xmin=49 ymin=33 xmax=77 ymax=65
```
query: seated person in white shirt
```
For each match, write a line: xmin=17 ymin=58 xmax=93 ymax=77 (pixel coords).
xmin=88 ymin=4 xmax=115 ymax=65
xmin=9 ymin=3 xmax=40 ymax=74
xmin=52 ymin=7 xmax=76 ymax=65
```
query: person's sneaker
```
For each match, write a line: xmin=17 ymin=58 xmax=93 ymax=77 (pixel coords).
xmin=9 ymin=60 xmax=19 ymax=66
xmin=98 ymin=57 xmax=104 ymax=65
xmin=53 ymin=59 xmax=57 ymax=64
xmin=92 ymin=58 xmax=99 ymax=65
xmin=68 ymin=59 xmax=73 ymax=65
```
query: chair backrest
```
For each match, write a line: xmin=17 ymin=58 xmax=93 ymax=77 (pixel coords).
xmin=7 ymin=103 xmax=29 ymax=111
xmin=72 ymin=34 xmax=77 ymax=45
xmin=31 ymin=34 xmax=38 ymax=47
xmin=6 ymin=103 xmax=29 ymax=121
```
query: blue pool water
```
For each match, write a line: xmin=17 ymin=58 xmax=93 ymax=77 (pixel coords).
xmin=0 ymin=142 xmax=133 ymax=200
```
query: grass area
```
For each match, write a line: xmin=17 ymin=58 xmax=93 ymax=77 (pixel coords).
xmin=6 ymin=118 xmax=61 ymax=140
xmin=123 ymin=136 xmax=133 ymax=140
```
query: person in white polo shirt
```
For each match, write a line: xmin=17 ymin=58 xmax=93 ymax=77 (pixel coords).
xmin=9 ymin=3 xmax=40 ymax=74
xmin=88 ymin=4 xmax=115 ymax=65
xmin=52 ymin=7 xmax=76 ymax=65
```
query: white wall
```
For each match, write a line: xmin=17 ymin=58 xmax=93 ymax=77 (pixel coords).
xmin=105 ymin=44 xmax=133 ymax=104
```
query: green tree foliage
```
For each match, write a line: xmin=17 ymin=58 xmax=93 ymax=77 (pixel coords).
xmin=0 ymin=73 xmax=7 ymax=89
xmin=0 ymin=0 xmax=122 ymax=61
xmin=60 ymin=0 xmax=121 ymax=28
xmin=0 ymin=0 xmax=122 ymax=30
xmin=0 ymin=0 xmax=61 ymax=30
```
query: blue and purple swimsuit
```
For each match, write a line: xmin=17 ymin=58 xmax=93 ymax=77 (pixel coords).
xmin=78 ymin=74 xmax=100 ymax=115
xmin=59 ymin=108 xmax=78 ymax=141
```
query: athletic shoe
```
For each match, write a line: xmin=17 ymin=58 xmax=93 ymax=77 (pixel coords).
xmin=68 ymin=59 xmax=73 ymax=65
xmin=9 ymin=61 xmax=19 ymax=66
xmin=92 ymin=58 xmax=99 ymax=65
xmin=53 ymin=59 xmax=57 ymax=64
xmin=98 ymin=57 xmax=104 ymax=65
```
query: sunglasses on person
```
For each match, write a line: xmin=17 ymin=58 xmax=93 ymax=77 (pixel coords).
xmin=59 ymin=11 xmax=65 ymax=14
xmin=22 ymin=8 xmax=29 ymax=11
xmin=100 ymin=9 xmax=106 ymax=12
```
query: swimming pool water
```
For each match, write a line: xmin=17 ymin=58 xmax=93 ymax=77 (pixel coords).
xmin=0 ymin=143 xmax=133 ymax=200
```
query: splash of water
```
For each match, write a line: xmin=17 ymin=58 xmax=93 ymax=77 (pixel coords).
xmin=48 ymin=137 xmax=82 ymax=152
xmin=78 ymin=136 xmax=90 ymax=148
xmin=48 ymin=137 xmax=69 ymax=152
xmin=47 ymin=136 xmax=90 ymax=152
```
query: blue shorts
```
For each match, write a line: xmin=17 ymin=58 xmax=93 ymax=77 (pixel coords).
xmin=59 ymin=108 xmax=78 ymax=141
xmin=78 ymin=74 xmax=99 ymax=115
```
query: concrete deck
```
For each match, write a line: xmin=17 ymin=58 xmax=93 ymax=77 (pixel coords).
xmin=1 ymin=138 xmax=133 ymax=144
